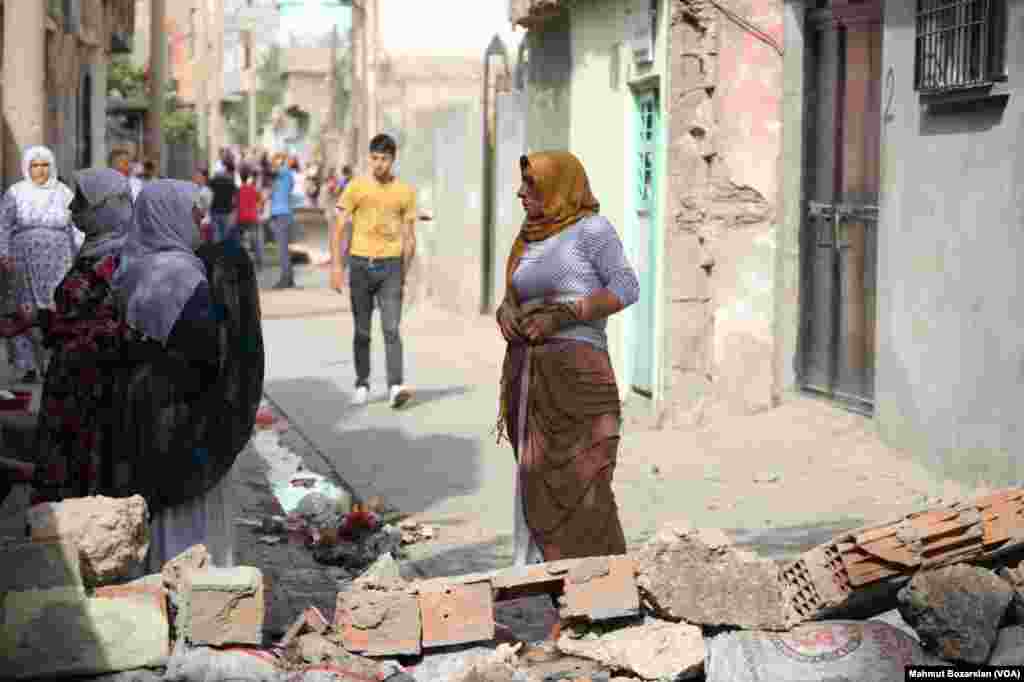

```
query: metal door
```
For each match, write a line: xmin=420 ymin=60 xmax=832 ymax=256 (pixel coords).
xmin=630 ymin=90 xmax=659 ymax=396
xmin=799 ymin=2 xmax=882 ymax=413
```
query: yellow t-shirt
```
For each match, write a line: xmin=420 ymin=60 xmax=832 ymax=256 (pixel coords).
xmin=337 ymin=176 xmax=417 ymax=259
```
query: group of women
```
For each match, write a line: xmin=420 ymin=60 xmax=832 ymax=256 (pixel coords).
xmin=0 ymin=146 xmax=263 ymax=572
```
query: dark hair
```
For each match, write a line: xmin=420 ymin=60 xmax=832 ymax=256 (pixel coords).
xmin=240 ymin=167 xmax=251 ymax=183
xmin=143 ymin=160 xmax=155 ymax=172
xmin=195 ymin=167 xmax=209 ymax=179
xmin=369 ymin=134 xmax=397 ymax=157
xmin=342 ymin=164 xmax=353 ymax=176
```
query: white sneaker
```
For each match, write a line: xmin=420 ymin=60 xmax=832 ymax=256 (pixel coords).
xmin=389 ymin=385 xmax=412 ymax=409
xmin=352 ymin=386 xmax=369 ymax=406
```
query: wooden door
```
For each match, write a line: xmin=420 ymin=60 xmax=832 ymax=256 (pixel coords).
xmin=800 ymin=1 xmax=882 ymax=413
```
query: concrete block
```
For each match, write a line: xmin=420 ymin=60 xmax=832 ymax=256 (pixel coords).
xmin=0 ymin=586 xmax=169 ymax=679
xmin=0 ymin=538 xmax=82 ymax=592
xmin=336 ymin=584 xmax=421 ymax=657
xmin=181 ymin=566 xmax=265 ymax=646
xmin=559 ymin=555 xmax=640 ymax=623
xmin=635 ymin=521 xmax=788 ymax=630
xmin=557 ymin=618 xmax=705 ymax=681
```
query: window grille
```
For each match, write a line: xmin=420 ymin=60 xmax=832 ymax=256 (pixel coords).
xmin=915 ymin=0 xmax=1007 ymax=92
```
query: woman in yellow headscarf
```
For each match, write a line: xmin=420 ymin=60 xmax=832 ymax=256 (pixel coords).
xmin=495 ymin=152 xmax=640 ymax=565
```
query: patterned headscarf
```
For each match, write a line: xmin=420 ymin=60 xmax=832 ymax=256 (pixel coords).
xmin=113 ymin=180 xmax=207 ymax=344
xmin=503 ymin=152 xmax=600 ymax=306
xmin=71 ymin=168 xmax=132 ymax=260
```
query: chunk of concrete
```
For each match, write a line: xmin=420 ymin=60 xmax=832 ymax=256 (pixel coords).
xmin=897 ymin=564 xmax=1013 ymax=664
xmin=27 ymin=495 xmax=150 ymax=587
xmin=337 ymin=583 xmax=421 ymax=656
xmin=161 ymin=544 xmax=210 ymax=593
xmin=990 ymin=626 xmax=1024 ymax=666
xmin=997 ymin=565 xmax=1024 ymax=625
xmin=0 ymin=538 xmax=82 ymax=592
xmin=635 ymin=521 xmax=787 ymax=630
xmin=557 ymin=618 xmax=705 ymax=680
xmin=180 ymin=566 xmax=265 ymax=646
xmin=0 ymin=587 xmax=169 ymax=679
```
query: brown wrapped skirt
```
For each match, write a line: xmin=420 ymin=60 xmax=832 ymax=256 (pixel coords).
xmin=504 ymin=340 xmax=627 ymax=562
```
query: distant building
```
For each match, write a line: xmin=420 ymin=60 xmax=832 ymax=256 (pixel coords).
xmin=0 ymin=0 xmax=136 ymax=187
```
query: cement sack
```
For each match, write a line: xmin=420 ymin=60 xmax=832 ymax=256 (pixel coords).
xmin=163 ymin=641 xmax=283 ymax=682
xmin=705 ymin=620 xmax=950 ymax=682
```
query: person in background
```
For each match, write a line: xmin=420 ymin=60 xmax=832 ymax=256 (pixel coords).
xmin=207 ymin=160 xmax=238 ymax=245
xmin=0 ymin=146 xmax=77 ymax=383
xmin=268 ymin=152 xmax=296 ymax=289
xmin=327 ymin=165 xmax=353 ymax=291
xmin=0 ymin=168 xmax=134 ymax=503
xmin=112 ymin=179 xmax=263 ymax=571
xmin=141 ymin=161 xmax=157 ymax=182
xmin=237 ymin=167 xmax=263 ymax=270
xmin=495 ymin=151 xmax=639 ymax=565
xmin=109 ymin=149 xmax=143 ymax=202
xmin=192 ymin=168 xmax=213 ymax=220
xmin=336 ymin=134 xmax=416 ymax=408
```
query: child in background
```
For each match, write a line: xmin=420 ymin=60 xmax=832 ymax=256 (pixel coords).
xmin=237 ymin=168 xmax=263 ymax=270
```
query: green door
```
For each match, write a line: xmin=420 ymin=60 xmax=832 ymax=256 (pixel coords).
xmin=630 ymin=90 xmax=659 ymax=396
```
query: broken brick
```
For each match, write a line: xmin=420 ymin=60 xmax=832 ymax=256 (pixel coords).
xmin=93 ymin=578 xmax=170 ymax=639
xmin=181 ymin=566 xmax=265 ymax=646
xmin=560 ymin=556 xmax=639 ymax=623
xmin=419 ymin=580 xmax=495 ymax=647
xmin=336 ymin=584 xmax=421 ymax=656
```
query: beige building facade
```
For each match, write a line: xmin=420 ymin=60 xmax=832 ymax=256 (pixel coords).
xmin=1 ymin=0 xmax=135 ymax=187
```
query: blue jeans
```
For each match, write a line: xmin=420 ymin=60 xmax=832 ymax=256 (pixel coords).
xmin=349 ymin=256 xmax=404 ymax=389
xmin=210 ymin=211 xmax=239 ymax=246
xmin=270 ymin=214 xmax=294 ymax=284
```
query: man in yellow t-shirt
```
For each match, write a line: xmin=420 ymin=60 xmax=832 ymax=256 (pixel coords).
xmin=335 ymin=133 xmax=417 ymax=408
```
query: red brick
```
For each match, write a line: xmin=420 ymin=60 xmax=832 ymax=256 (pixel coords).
xmin=419 ymin=580 xmax=495 ymax=647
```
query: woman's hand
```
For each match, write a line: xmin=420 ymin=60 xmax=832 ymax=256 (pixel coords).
xmin=496 ymin=300 xmax=526 ymax=344
xmin=518 ymin=301 xmax=581 ymax=345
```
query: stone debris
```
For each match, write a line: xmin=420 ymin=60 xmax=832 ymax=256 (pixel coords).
xmin=27 ymin=494 xmax=150 ymax=586
xmin=557 ymin=617 xmax=705 ymax=680
xmin=635 ymin=520 xmax=788 ymax=630
xmin=180 ymin=566 xmax=266 ymax=646
xmin=989 ymin=626 xmax=1024 ymax=666
xmin=997 ymin=563 xmax=1024 ymax=624
xmin=897 ymin=563 xmax=1013 ymax=664
xmin=161 ymin=544 xmax=209 ymax=595
xmin=400 ymin=518 xmax=437 ymax=544
xmin=336 ymin=579 xmax=423 ymax=656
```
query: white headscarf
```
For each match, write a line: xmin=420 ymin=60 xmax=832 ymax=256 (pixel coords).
xmin=113 ymin=180 xmax=207 ymax=345
xmin=70 ymin=168 xmax=132 ymax=260
xmin=8 ymin=146 xmax=73 ymax=229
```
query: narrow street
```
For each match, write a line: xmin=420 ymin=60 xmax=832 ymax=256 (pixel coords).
xmin=251 ymin=253 xmax=976 ymax=581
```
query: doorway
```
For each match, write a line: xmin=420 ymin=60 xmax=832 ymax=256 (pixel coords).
xmin=799 ymin=1 xmax=882 ymax=414
xmin=630 ymin=89 xmax=660 ymax=397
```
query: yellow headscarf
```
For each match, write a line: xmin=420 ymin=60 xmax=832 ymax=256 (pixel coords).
xmin=503 ymin=151 xmax=600 ymax=305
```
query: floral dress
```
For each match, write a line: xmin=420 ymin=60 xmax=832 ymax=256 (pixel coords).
xmin=34 ymin=252 xmax=138 ymax=502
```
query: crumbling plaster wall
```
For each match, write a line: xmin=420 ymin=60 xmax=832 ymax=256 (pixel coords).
xmin=662 ymin=0 xmax=783 ymax=427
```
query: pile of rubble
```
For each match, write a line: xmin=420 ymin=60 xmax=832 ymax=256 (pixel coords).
xmin=5 ymin=488 xmax=1024 ymax=681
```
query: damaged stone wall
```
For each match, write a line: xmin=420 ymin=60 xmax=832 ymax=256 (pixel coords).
xmin=662 ymin=0 xmax=783 ymax=427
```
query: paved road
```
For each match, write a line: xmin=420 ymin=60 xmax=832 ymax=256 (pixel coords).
xmin=258 ymin=265 xmax=973 ymax=577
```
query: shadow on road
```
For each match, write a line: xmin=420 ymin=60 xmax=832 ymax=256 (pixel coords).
xmin=262 ymin=377 xmax=483 ymax=516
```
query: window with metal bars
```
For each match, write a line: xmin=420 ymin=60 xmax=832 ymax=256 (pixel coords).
xmin=915 ymin=0 xmax=1007 ymax=92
